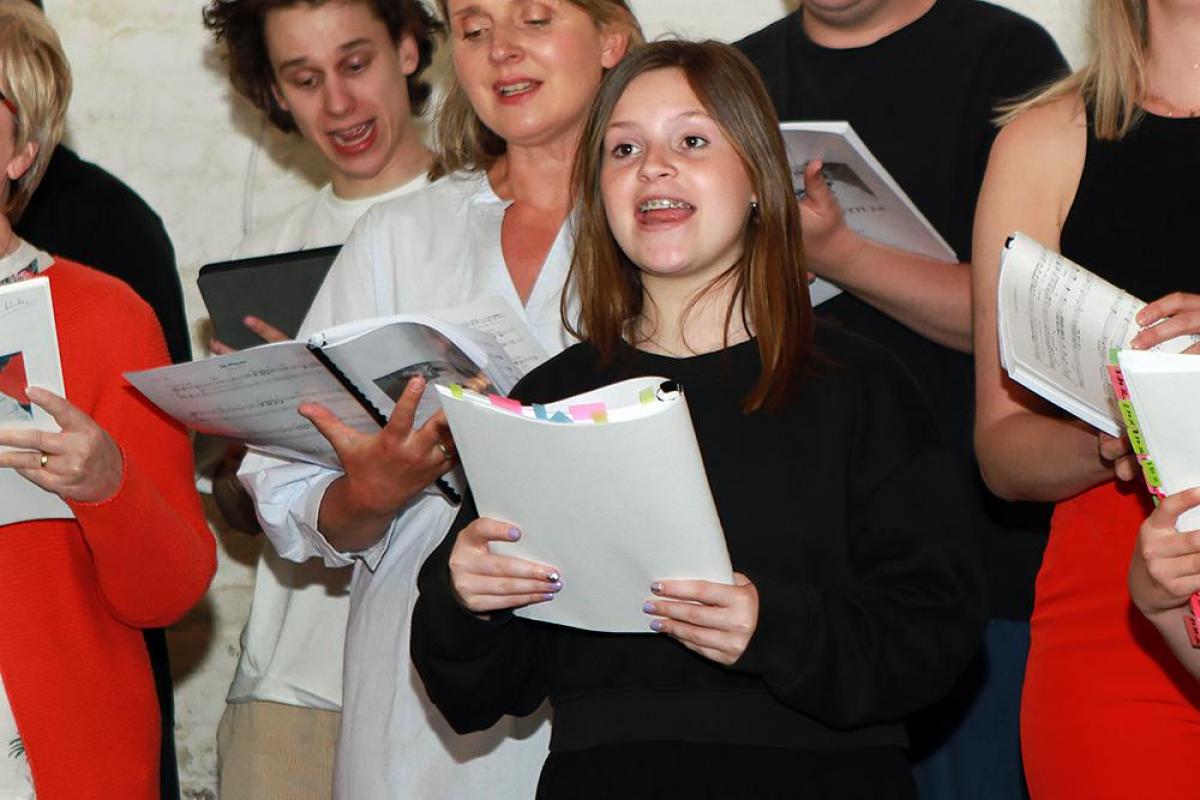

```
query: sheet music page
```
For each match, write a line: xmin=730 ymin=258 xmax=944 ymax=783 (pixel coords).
xmin=428 ymin=295 xmax=549 ymax=378
xmin=998 ymin=233 xmax=1194 ymax=434
xmin=125 ymin=342 xmax=377 ymax=467
xmin=0 ymin=277 xmax=72 ymax=524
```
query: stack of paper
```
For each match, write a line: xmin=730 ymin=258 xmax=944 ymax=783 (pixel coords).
xmin=437 ymin=376 xmax=733 ymax=633
xmin=998 ymin=233 xmax=1196 ymax=436
xmin=1111 ymin=350 xmax=1200 ymax=530
xmin=780 ymin=121 xmax=957 ymax=306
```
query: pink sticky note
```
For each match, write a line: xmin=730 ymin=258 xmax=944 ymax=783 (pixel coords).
xmin=488 ymin=395 xmax=524 ymax=414
xmin=569 ymin=402 xmax=607 ymax=421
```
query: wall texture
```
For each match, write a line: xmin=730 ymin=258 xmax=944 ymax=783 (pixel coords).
xmin=36 ymin=1 xmax=1087 ymax=796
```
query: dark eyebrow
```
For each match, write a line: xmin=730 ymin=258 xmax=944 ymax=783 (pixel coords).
xmin=276 ymin=39 xmax=375 ymax=72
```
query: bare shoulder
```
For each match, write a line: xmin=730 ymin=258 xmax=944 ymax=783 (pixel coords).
xmin=995 ymin=95 xmax=1086 ymax=182
xmin=985 ymin=93 xmax=1088 ymax=233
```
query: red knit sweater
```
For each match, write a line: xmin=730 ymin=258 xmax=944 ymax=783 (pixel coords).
xmin=2 ymin=259 xmax=215 ymax=797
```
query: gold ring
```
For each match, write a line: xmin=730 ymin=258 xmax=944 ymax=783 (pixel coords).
xmin=39 ymin=452 xmax=48 ymax=468
xmin=436 ymin=441 xmax=453 ymax=460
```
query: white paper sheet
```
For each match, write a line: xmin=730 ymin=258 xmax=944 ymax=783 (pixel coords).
xmin=780 ymin=121 xmax=958 ymax=307
xmin=438 ymin=377 xmax=733 ymax=633
xmin=0 ymin=277 xmax=72 ymax=524
xmin=1116 ymin=350 xmax=1200 ymax=530
xmin=998 ymin=233 xmax=1195 ymax=436
xmin=126 ymin=296 xmax=546 ymax=468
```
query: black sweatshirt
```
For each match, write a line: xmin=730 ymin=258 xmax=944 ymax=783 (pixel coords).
xmin=412 ymin=326 xmax=985 ymax=756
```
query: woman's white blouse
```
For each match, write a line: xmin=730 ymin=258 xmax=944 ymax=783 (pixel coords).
xmin=239 ymin=170 xmax=572 ymax=799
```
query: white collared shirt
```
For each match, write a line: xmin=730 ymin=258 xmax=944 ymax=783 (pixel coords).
xmin=240 ymin=170 xmax=569 ymax=799
xmin=224 ymin=176 xmax=428 ymax=713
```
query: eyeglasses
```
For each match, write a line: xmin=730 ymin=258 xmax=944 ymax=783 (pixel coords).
xmin=0 ymin=90 xmax=16 ymax=118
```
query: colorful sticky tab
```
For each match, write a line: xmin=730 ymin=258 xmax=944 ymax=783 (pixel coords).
xmin=533 ymin=403 xmax=548 ymax=420
xmin=549 ymin=411 xmax=572 ymax=423
xmin=488 ymin=394 xmax=524 ymax=414
xmin=569 ymin=402 xmax=607 ymax=421
xmin=1107 ymin=365 xmax=1129 ymax=399
xmin=590 ymin=410 xmax=608 ymax=424
xmin=1142 ymin=459 xmax=1161 ymax=488
xmin=1118 ymin=400 xmax=1139 ymax=431
xmin=450 ymin=383 xmax=464 ymax=399
xmin=1127 ymin=427 xmax=1148 ymax=456
xmin=639 ymin=387 xmax=655 ymax=405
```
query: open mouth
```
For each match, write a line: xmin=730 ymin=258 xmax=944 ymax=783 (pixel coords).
xmin=496 ymin=80 xmax=540 ymax=99
xmin=636 ymin=198 xmax=695 ymax=224
xmin=329 ymin=120 xmax=375 ymax=153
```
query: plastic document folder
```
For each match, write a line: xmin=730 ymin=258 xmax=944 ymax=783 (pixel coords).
xmin=437 ymin=376 xmax=733 ymax=633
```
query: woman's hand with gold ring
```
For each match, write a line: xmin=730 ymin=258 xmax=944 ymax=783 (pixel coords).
xmin=436 ymin=440 xmax=454 ymax=461
xmin=39 ymin=452 xmax=48 ymax=469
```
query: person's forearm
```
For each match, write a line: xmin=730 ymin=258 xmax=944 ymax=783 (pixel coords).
xmin=316 ymin=474 xmax=400 ymax=553
xmin=976 ymin=414 xmax=1113 ymax=502
xmin=1146 ymin=608 xmax=1200 ymax=680
xmin=811 ymin=231 xmax=972 ymax=353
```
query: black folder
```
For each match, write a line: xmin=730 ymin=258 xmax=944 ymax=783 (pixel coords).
xmin=198 ymin=245 xmax=340 ymax=350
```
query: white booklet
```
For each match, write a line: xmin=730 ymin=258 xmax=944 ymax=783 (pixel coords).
xmin=437 ymin=376 xmax=734 ymax=634
xmin=997 ymin=233 xmax=1196 ymax=436
xmin=0 ymin=277 xmax=72 ymax=525
xmin=126 ymin=295 xmax=547 ymax=468
xmin=779 ymin=121 xmax=957 ymax=306
xmin=1111 ymin=350 xmax=1200 ymax=530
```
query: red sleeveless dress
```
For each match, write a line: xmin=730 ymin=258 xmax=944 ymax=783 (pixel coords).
xmin=1020 ymin=111 xmax=1200 ymax=797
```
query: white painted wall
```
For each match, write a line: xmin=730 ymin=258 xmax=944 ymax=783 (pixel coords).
xmin=35 ymin=1 xmax=1089 ymax=796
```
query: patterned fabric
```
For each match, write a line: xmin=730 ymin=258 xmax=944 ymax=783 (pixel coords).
xmin=0 ymin=239 xmax=51 ymax=286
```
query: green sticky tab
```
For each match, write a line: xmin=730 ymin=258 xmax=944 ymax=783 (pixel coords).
xmin=450 ymin=383 xmax=464 ymax=398
xmin=1142 ymin=459 xmax=1161 ymax=488
xmin=1108 ymin=346 xmax=1122 ymax=365
xmin=639 ymin=387 xmax=655 ymax=405
xmin=1118 ymin=400 xmax=1139 ymax=430
xmin=1127 ymin=427 xmax=1148 ymax=456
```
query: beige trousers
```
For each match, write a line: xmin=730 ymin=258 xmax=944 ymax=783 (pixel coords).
xmin=216 ymin=700 xmax=339 ymax=800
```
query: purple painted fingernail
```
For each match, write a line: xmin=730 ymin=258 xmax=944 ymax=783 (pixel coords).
xmin=549 ymin=581 xmax=563 ymax=592
xmin=507 ymin=527 xmax=521 ymax=541
xmin=547 ymin=571 xmax=560 ymax=582
xmin=642 ymin=601 xmax=655 ymax=614
xmin=651 ymin=582 xmax=664 ymax=594
xmin=542 ymin=593 xmax=556 ymax=602
xmin=650 ymin=619 xmax=664 ymax=632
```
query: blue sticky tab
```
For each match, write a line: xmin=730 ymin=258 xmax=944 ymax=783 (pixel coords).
xmin=549 ymin=411 xmax=572 ymax=424
xmin=533 ymin=403 xmax=548 ymax=420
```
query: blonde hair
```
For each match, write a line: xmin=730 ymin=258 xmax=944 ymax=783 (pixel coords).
xmin=430 ymin=0 xmax=643 ymax=178
xmin=0 ymin=0 xmax=69 ymax=220
xmin=999 ymin=0 xmax=1146 ymax=140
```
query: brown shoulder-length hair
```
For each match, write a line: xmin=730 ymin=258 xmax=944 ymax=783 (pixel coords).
xmin=431 ymin=0 xmax=643 ymax=178
xmin=567 ymin=40 xmax=814 ymax=414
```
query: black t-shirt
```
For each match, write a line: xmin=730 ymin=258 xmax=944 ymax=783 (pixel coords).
xmin=413 ymin=326 xmax=985 ymax=769
xmin=737 ymin=0 xmax=1069 ymax=619
xmin=16 ymin=145 xmax=191 ymax=364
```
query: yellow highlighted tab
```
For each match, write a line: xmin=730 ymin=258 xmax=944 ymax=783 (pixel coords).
xmin=1118 ymin=400 xmax=1139 ymax=430
xmin=639 ymin=387 xmax=655 ymax=405
xmin=450 ymin=383 xmax=464 ymax=399
xmin=591 ymin=410 xmax=608 ymax=424
xmin=1142 ymin=459 xmax=1161 ymax=488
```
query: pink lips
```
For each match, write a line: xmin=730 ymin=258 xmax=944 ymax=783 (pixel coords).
xmin=329 ymin=120 xmax=377 ymax=157
xmin=494 ymin=77 xmax=542 ymax=104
